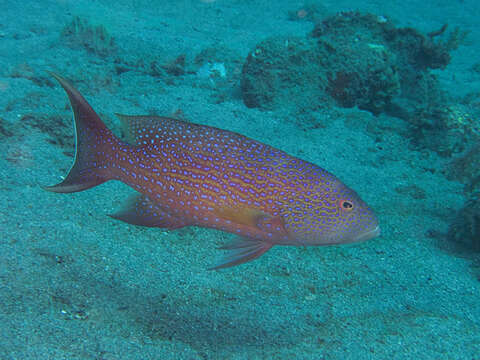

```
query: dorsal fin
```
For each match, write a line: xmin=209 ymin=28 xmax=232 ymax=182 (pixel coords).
xmin=115 ymin=114 xmax=175 ymax=146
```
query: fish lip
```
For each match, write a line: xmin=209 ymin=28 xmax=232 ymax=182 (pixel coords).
xmin=353 ymin=225 xmax=381 ymax=243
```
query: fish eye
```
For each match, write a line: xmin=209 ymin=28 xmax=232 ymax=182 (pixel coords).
xmin=339 ymin=199 xmax=354 ymax=211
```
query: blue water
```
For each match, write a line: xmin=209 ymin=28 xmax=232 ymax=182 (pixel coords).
xmin=1 ymin=0 xmax=479 ymax=359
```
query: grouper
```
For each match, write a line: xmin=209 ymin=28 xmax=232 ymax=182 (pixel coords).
xmin=44 ymin=73 xmax=380 ymax=269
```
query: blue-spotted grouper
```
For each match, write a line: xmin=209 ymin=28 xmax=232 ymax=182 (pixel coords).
xmin=44 ymin=73 xmax=380 ymax=269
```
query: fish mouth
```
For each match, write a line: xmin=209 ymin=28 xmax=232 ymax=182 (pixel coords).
xmin=353 ymin=225 xmax=381 ymax=243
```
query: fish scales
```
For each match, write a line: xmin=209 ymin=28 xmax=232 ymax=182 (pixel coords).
xmin=124 ymin=126 xmax=293 ymax=222
xmin=112 ymin=120 xmax=301 ymax=237
xmin=44 ymin=73 xmax=380 ymax=269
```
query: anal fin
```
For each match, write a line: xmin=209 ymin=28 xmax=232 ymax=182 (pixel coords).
xmin=109 ymin=194 xmax=189 ymax=229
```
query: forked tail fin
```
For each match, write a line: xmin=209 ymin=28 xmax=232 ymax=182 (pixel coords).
xmin=43 ymin=72 xmax=120 ymax=193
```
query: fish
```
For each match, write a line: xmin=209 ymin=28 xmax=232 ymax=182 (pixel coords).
xmin=44 ymin=72 xmax=380 ymax=269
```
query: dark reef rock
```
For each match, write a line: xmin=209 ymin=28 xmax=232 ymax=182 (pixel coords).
xmin=241 ymin=36 xmax=328 ymax=111
xmin=317 ymin=28 xmax=400 ymax=114
xmin=446 ymin=136 xmax=480 ymax=194
xmin=448 ymin=194 xmax=480 ymax=252
xmin=411 ymin=102 xmax=480 ymax=157
xmin=241 ymin=14 xmax=402 ymax=114
xmin=241 ymin=11 xmax=464 ymax=117
xmin=241 ymin=11 xmax=471 ymax=157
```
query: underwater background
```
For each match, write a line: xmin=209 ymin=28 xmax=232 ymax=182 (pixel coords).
xmin=1 ymin=0 xmax=480 ymax=359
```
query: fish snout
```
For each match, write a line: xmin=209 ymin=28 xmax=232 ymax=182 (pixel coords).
xmin=353 ymin=225 xmax=381 ymax=243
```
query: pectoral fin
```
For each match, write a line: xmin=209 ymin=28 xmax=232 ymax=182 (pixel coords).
xmin=213 ymin=206 xmax=266 ymax=228
xmin=213 ymin=206 xmax=288 ymax=237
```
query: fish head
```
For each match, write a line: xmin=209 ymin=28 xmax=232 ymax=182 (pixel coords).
xmin=283 ymin=174 xmax=380 ymax=246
